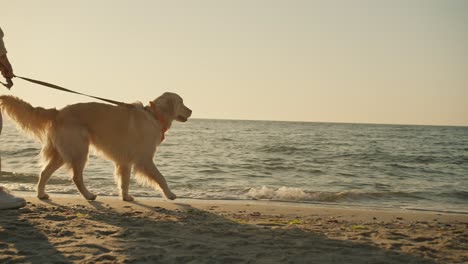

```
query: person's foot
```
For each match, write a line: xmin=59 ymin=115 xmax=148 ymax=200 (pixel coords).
xmin=0 ymin=187 xmax=26 ymax=210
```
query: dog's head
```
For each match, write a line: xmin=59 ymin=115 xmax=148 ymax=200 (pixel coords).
xmin=151 ymin=92 xmax=192 ymax=123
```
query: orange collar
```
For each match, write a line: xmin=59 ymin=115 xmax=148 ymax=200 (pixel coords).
xmin=147 ymin=102 xmax=168 ymax=142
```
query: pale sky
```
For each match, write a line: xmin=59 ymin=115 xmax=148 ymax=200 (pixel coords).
xmin=1 ymin=0 xmax=467 ymax=126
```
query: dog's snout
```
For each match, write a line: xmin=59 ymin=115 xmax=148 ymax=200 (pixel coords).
xmin=183 ymin=105 xmax=192 ymax=118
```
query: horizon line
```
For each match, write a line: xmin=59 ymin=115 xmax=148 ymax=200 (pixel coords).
xmin=190 ymin=117 xmax=468 ymax=128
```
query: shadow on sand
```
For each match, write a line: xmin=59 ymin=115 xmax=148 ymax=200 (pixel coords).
xmin=0 ymin=199 xmax=434 ymax=263
xmin=0 ymin=204 xmax=71 ymax=264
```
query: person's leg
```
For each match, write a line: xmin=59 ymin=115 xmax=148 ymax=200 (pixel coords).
xmin=0 ymin=187 xmax=26 ymax=210
xmin=0 ymin=112 xmax=26 ymax=209
xmin=0 ymin=111 xmax=3 ymax=172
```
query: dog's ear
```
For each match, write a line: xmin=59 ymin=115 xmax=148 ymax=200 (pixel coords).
xmin=153 ymin=95 xmax=176 ymax=117
xmin=157 ymin=97 xmax=175 ymax=116
xmin=166 ymin=98 xmax=175 ymax=116
xmin=149 ymin=101 xmax=155 ymax=108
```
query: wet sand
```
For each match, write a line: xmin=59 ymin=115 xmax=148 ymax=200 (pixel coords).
xmin=1 ymin=195 xmax=467 ymax=263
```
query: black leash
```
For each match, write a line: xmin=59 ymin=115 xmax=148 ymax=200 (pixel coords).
xmin=1 ymin=76 xmax=128 ymax=106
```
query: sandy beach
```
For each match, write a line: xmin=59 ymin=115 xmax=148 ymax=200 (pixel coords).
xmin=0 ymin=194 xmax=467 ymax=264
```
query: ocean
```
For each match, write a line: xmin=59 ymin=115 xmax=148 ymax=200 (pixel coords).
xmin=1 ymin=118 xmax=467 ymax=213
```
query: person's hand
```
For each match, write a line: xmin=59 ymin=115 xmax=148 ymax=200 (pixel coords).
xmin=0 ymin=54 xmax=14 ymax=79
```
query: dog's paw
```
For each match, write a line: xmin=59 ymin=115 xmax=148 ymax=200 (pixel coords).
xmin=37 ymin=193 xmax=49 ymax=200
xmin=122 ymin=194 xmax=134 ymax=202
xmin=165 ymin=192 xmax=177 ymax=200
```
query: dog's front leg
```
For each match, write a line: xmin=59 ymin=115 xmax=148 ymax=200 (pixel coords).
xmin=136 ymin=162 xmax=176 ymax=200
xmin=154 ymin=168 xmax=177 ymax=200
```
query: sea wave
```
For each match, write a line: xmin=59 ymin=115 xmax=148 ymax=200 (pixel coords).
xmin=436 ymin=190 xmax=468 ymax=200
xmin=0 ymin=171 xmax=70 ymax=184
xmin=3 ymin=147 xmax=41 ymax=157
xmin=258 ymin=145 xmax=311 ymax=155
xmin=246 ymin=186 xmax=425 ymax=203
xmin=247 ymin=186 xmax=309 ymax=201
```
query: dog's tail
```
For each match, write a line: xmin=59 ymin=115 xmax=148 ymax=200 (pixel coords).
xmin=0 ymin=95 xmax=58 ymax=142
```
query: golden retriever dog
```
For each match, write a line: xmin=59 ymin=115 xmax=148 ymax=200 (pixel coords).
xmin=0 ymin=92 xmax=191 ymax=201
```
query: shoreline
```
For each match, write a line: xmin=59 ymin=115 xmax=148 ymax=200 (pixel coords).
xmin=1 ymin=194 xmax=467 ymax=263
xmin=14 ymin=190 xmax=468 ymax=215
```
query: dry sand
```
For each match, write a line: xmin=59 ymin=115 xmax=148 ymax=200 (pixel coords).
xmin=0 ymin=194 xmax=467 ymax=264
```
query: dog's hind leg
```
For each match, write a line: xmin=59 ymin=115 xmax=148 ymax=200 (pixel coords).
xmin=71 ymin=150 xmax=97 ymax=201
xmin=115 ymin=164 xmax=133 ymax=201
xmin=135 ymin=161 xmax=176 ymax=200
xmin=72 ymin=160 xmax=96 ymax=201
xmin=56 ymin=126 xmax=96 ymax=201
xmin=37 ymin=144 xmax=64 ymax=200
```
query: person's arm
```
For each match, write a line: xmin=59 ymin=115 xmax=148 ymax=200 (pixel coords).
xmin=0 ymin=27 xmax=14 ymax=79
xmin=0 ymin=27 xmax=6 ymax=56
xmin=0 ymin=28 xmax=3 ymax=171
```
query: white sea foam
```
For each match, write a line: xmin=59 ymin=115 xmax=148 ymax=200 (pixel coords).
xmin=247 ymin=186 xmax=309 ymax=201
xmin=246 ymin=186 xmax=390 ymax=202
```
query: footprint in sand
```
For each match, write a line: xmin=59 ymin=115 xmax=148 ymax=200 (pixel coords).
xmin=95 ymin=229 xmax=119 ymax=236
xmin=412 ymin=236 xmax=436 ymax=242
xmin=94 ymin=254 xmax=118 ymax=262
xmin=77 ymin=243 xmax=111 ymax=254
